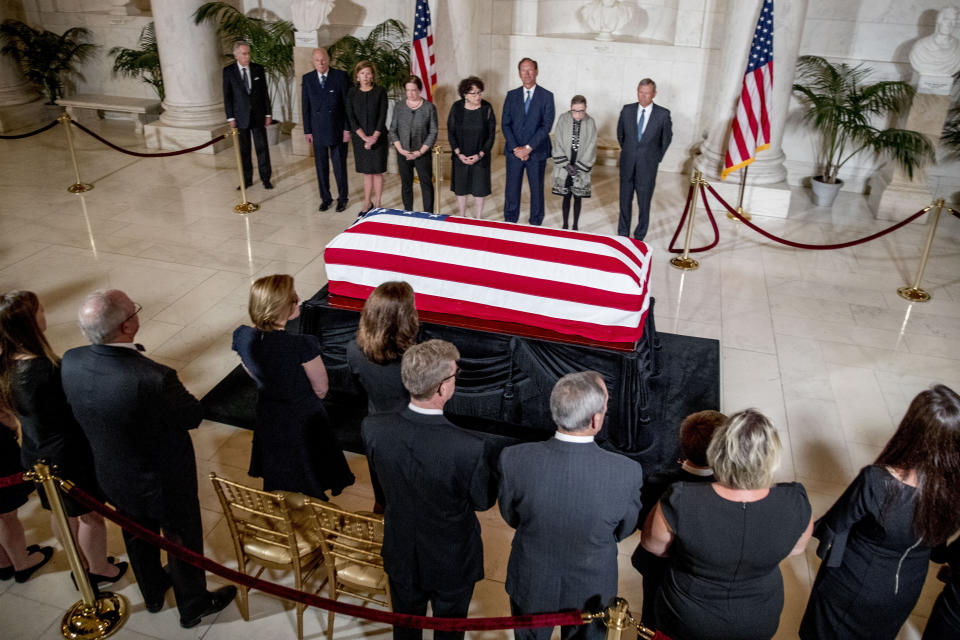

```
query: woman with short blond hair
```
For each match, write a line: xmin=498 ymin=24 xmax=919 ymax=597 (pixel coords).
xmin=642 ymin=409 xmax=813 ymax=640
xmin=233 ymin=274 xmax=354 ymax=499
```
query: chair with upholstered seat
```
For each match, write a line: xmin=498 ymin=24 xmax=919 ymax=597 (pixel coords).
xmin=306 ymin=500 xmax=391 ymax=639
xmin=210 ymin=473 xmax=326 ymax=640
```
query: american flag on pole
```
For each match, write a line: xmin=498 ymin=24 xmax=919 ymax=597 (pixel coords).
xmin=324 ymin=210 xmax=653 ymax=344
xmin=722 ymin=0 xmax=773 ymax=180
xmin=411 ymin=0 xmax=437 ymax=102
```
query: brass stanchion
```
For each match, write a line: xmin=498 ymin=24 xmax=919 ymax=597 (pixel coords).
xmin=600 ymin=597 xmax=630 ymax=640
xmin=897 ymin=198 xmax=945 ymax=302
xmin=230 ymin=128 xmax=259 ymax=214
xmin=433 ymin=144 xmax=444 ymax=213
xmin=27 ymin=462 xmax=127 ymax=639
xmin=728 ymin=165 xmax=752 ymax=222
xmin=59 ymin=113 xmax=93 ymax=194
xmin=670 ymin=171 xmax=703 ymax=271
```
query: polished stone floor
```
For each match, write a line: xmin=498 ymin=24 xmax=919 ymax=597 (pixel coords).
xmin=1 ymin=119 xmax=959 ymax=639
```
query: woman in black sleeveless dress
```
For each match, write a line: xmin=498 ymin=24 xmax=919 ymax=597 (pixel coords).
xmin=447 ymin=76 xmax=496 ymax=218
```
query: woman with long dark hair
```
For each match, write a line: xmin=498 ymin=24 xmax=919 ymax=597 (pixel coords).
xmin=0 ymin=290 xmax=123 ymax=585
xmin=800 ymin=384 xmax=960 ymax=639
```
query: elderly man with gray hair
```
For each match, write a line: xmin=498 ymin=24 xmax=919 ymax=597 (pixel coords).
xmin=361 ymin=339 xmax=496 ymax=640
xmin=61 ymin=289 xmax=236 ymax=629
xmin=498 ymin=371 xmax=644 ymax=640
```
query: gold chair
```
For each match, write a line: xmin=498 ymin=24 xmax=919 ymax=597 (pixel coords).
xmin=307 ymin=500 xmax=392 ymax=639
xmin=210 ymin=473 xmax=326 ymax=640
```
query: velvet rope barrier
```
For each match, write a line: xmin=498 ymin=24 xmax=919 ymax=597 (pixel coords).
xmin=667 ymin=183 xmax=720 ymax=254
xmin=704 ymin=184 xmax=932 ymax=250
xmin=69 ymin=120 xmax=226 ymax=158
xmin=64 ymin=484 xmax=585 ymax=631
xmin=0 ymin=119 xmax=60 ymax=140
xmin=0 ymin=471 xmax=25 ymax=489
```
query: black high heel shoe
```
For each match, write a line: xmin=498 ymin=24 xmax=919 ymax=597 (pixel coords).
xmin=70 ymin=557 xmax=129 ymax=590
xmin=14 ymin=545 xmax=54 ymax=583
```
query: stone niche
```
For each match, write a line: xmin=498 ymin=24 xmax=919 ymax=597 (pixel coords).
xmin=536 ymin=0 xmax=678 ymax=44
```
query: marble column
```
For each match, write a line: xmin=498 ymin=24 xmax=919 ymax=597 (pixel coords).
xmin=143 ymin=0 xmax=228 ymax=153
xmin=695 ymin=0 xmax=809 ymax=218
xmin=290 ymin=33 xmax=320 ymax=157
xmin=0 ymin=0 xmax=48 ymax=132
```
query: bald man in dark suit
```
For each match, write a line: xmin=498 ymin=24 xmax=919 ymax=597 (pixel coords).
xmin=223 ymin=41 xmax=273 ymax=190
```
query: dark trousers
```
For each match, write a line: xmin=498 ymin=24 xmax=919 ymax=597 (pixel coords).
xmin=397 ymin=151 xmax=434 ymax=212
xmin=389 ymin=580 xmax=474 ymax=640
xmin=504 ymin=154 xmax=547 ymax=225
xmin=237 ymin=126 xmax=271 ymax=185
xmin=510 ymin=598 xmax=605 ymax=640
xmin=121 ymin=507 xmax=208 ymax=618
xmin=313 ymin=140 xmax=349 ymax=205
xmin=923 ymin=583 xmax=960 ymax=639
xmin=618 ymin=161 xmax=658 ymax=240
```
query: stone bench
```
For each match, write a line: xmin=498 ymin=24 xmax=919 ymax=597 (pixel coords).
xmin=56 ymin=94 xmax=162 ymax=134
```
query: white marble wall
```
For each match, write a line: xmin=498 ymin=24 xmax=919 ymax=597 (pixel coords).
xmin=536 ymin=0 xmax=678 ymax=44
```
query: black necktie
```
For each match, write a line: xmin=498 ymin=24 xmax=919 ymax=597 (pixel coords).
xmin=242 ymin=67 xmax=250 ymax=93
xmin=320 ymin=74 xmax=326 ymax=88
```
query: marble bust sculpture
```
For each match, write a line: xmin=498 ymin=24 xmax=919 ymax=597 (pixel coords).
xmin=291 ymin=0 xmax=335 ymax=33
xmin=909 ymin=6 xmax=960 ymax=76
xmin=579 ymin=0 xmax=633 ymax=42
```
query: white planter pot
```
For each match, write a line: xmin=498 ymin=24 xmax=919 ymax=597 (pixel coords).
xmin=810 ymin=175 xmax=843 ymax=207
xmin=266 ymin=122 xmax=281 ymax=145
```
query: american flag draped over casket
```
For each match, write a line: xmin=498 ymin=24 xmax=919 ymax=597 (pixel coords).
xmin=323 ymin=209 xmax=652 ymax=344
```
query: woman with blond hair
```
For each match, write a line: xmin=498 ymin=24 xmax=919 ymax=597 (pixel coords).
xmin=233 ymin=275 xmax=354 ymax=499
xmin=801 ymin=384 xmax=960 ymax=640
xmin=642 ymin=409 xmax=813 ymax=640
xmin=0 ymin=290 xmax=122 ymax=585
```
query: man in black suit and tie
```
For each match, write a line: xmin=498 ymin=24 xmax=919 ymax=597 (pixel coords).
xmin=499 ymin=371 xmax=644 ymax=640
xmin=362 ymin=339 xmax=496 ymax=640
xmin=502 ymin=57 xmax=555 ymax=225
xmin=302 ymin=47 xmax=351 ymax=212
xmin=617 ymin=78 xmax=672 ymax=240
xmin=61 ymin=290 xmax=235 ymax=629
xmin=223 ymin=41 xmax=273 ymax=189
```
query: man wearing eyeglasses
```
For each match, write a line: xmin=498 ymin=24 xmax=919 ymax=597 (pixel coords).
xmin=61 ymin=289 xmax=236 ymax=629
xmin=362 ymin=339 xmax=496 ymax=640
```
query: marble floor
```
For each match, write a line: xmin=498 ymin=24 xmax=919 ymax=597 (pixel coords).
xmin=1 ymin=119 xmax=959 ymax=640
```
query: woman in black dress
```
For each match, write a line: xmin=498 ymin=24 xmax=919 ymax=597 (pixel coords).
xmin=800 ymin=384 xmax=960 ymax=640
xmin=447 ymin=76 xmax=496 ymax=218
xmin=345 ymin=60 xmax=388 ymax=215
xmin=346 ymin=281 xmax=419 ymax=510
xmin=0 ymin=290 xmax=122 ymax=585
xmin=642 ymin=409 xmax=813 ymax=640
xmin=232 ymin=275 xmax=354 ymax=499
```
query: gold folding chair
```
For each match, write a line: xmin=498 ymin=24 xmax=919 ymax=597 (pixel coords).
xmin=306 ymin=499 xmax=392 ymax=639
xmin=210 ymin=473 xmax=326 ymax=640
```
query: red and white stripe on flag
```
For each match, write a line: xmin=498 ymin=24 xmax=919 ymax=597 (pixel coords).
xmin=722 ymin=0 xmax=773 ymax=180
xmin=412 ymin=0 xmax=437 ymax=102
xmin=324 ymin=210 xmax=653 ymax=344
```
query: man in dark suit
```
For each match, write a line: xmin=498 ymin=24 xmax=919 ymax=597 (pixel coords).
xmin=223 ymin=41 xmax=273 ymax=189
xmin=617 ymin=78 xmax=672 ymax=240
xmin=61 ymin=289 xmax=235 ymax=629
xmin=631 ymin=410 xmax=724 ymax=627
xmin=502 ymin=57 xmax=555 ymax=225
xmin=499 ymin=371 xmax=644 ymax=640
xmin=362 ymin=339 xmax=496 ymax=640
xmin=302 ymin=47 xmax=351 ymax=212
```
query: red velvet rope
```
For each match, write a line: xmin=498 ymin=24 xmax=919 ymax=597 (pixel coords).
xmin=69 ymin=120 xmax=226 ymax=157
xmin=0 ymin=471 xmax=25 ymax=488
xmin=0 ymin=119 xmax=59 ymax=139
xmin=704 ymin=184 xmax=932 ymax=250
xmin=667 ymin=182 xmax=720 ymax=254
xmin=65 ymin=484 xmax=585 ymax=631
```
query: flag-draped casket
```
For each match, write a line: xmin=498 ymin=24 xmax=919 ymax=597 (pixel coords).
xmin=323 ymin=209 xmax=652 ymax=345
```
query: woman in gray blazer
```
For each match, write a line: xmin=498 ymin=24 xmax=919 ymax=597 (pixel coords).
xmin=389 ymin=75 xmax=438 ymax=212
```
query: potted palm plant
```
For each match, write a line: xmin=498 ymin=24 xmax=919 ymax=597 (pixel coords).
xmin=792 ymin=55 xmax=935 ymax=206
xmin=193 ymin=2 xmax=294 ymax=142
xmin=328 ymin=19 xmax=411 ymax=101
xmin=0 ymin=20 xmax=98 ymax=104
xmin=942 ymin=71 xmax=960 ymax=160
xmin=110 ymin=22 xmax=163 ymax=100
